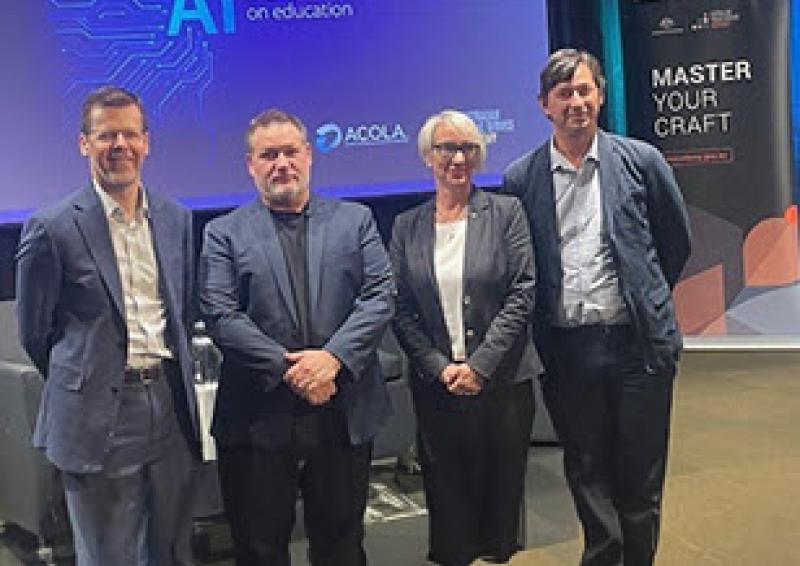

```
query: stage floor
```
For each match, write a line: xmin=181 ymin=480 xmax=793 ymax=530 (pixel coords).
xmin=2 ymin=350 xmax=798 ymax=565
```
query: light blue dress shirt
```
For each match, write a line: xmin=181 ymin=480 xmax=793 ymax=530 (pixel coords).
xmin=550 ymin=136 xmax=629 ymax=327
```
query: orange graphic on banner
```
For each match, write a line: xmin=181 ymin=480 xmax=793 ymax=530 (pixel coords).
xmin=743 ymin=206 xmax=799 ymax=286
xmin=674 ymin=265 xmax=726 ymax=335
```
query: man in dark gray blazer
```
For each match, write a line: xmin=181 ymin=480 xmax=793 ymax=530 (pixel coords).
xmin=16 ymin=86 xmax=198 ymax=565
xmin=198 ymin=109 xmax=394 ymax=566
xmin=502 ymin=49 xmax=691 ymax=566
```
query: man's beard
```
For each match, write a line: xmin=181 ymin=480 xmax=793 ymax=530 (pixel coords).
xmin=264 ymin=181 xmax=304 ymax=208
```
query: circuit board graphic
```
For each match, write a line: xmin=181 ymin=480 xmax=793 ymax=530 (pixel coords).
xmin=48 ymin=0 xmax=214 ymax=123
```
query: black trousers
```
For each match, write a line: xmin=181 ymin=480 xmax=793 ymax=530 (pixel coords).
xmin=217 ymin=409 xmax=371 ymax=566
xmin=415 ymin=380 xmax=534 ymax=566
xmin=543 ymin=325 xmax=675 ymax=566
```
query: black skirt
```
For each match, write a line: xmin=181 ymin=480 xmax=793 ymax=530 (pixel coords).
xmin=414 ymin=379 xmax=534 ymax=566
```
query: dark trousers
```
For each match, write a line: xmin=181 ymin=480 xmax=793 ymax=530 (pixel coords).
xmin=415 ymin=380 xmax=534 ymax=566
xmin=217 ymin=409 xmax=371 ymax=566
xmin=543 ymin=325 xmax=675 ymax=566
xmin=62 ymin=362 xmax=195 ymax=566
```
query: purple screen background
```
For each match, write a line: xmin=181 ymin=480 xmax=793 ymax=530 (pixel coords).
xmin=1 ymin=1 xmax=550 ymax=222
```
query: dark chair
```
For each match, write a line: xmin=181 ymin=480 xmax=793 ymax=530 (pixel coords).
xmin=372 ymin=328 xmax=415 ymax=462
xmin=0 ymin=301 xmax=72 ymax=562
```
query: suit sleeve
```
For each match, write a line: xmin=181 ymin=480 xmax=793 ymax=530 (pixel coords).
xmin=323 ymin=208 xmax=396 ymax=380
xmin=500 ymin=167 xmax=524 ymax=198
xmin=389 ymin=214 xmax=449 ymax=384
xmin=500 ymin=151 xmax=540 ymax=201
xmin=15 ymin=216 xmax=61 ymax=376
xmin=182 ymin=207 xmax=197 ymax=340
xmin=197 ymin=220 xmax=290 ymax=391
xmin=466 ymin=199 xmax=536 ymax=379
xmin=645 ymin=149 xmax=691 ymax=288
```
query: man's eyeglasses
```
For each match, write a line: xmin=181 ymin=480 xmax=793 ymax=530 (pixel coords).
xmin=89 ymin=129 xmax=146 ymax=144
xmin=432 ymin=142 xmax=481 ymax=160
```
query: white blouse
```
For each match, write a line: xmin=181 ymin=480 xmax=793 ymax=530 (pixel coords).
xmin=434 ymin=218 xmax=468 ymax=361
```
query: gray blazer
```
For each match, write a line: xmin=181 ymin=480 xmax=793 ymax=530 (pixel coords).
xmin=502 ymin=130 xmax=691 ymax=373
xmin=198 ymin=195 xmax=395 ymax=447
xmin=390 ymin=188 xmax=542 ymax=404
xmin=16 ymin=186 xmax=198 ymax=473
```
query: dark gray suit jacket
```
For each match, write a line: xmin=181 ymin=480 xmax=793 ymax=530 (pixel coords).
xmin=198 ymin=195 xmax=395 ymax=447
xmin=390 ymin=188 xmax=542 ymax=405
xmin=502 ymin=130 xmax=691 ymax=373
xmin=15 ymin=186 xmax=198 ymax=473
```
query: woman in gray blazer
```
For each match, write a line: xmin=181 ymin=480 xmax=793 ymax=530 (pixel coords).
xmin=390 ymin=110 xmax=542 ymax=566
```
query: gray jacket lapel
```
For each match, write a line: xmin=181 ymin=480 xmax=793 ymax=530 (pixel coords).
xmin=147 ymin=190 xmax=180 ymax=318
xmin=597 ymin=130 xmax=622 ymax=237
xmin=72 ymin=187 xmax=125 ymax=318
xmin=463 ymin=188 xmax=490 ymax=292
xmin=418 ymin=199 xmax=437 ymax=301
xmin=307 ymin=196 xmax=326 ymax=317
xmin=535 ymin=149 xmax=562 ymax=289
xmin=418 ymin=198 xmax=450 ymax=340
xmin=247 ymin=200 xmax=299 ymax=328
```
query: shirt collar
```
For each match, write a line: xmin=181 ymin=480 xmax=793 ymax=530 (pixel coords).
xmin=549 ymin=134 xmax=599 ymax=172
xmin=93 ymin=180 xmax=149 ymax=222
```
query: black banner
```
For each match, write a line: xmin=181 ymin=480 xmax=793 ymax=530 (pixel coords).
xmin=621 ymin=0 xmax=797 ymax=337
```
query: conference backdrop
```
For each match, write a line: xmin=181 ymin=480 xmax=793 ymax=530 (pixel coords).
xmin=621 ymin=0 xmax=800 ymax=339
xmin=0 ymin=1 xmax=550 ymax=223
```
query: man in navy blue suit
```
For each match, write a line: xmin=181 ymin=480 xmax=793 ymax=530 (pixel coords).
xmin=503 ymin=49 xmax=691 ymax=566
xmin=198 ymin=109 xmax=394 ymax=566
xmin=16 ymin=86 xmax=198 ymax=565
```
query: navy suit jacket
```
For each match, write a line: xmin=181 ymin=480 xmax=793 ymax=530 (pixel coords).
xmin=502 ymin=131 xmax=691 ymax=373
xmin=390 ymin=188 xmax=543 ymax=406
xmin=198 ymin=195 xmax=395 ymax=447
xmin=15 ymin=186 xmax=198 ymax=473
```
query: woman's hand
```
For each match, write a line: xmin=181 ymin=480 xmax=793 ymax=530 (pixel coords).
xmin=440 ymin=363 xmax=484 ymax=395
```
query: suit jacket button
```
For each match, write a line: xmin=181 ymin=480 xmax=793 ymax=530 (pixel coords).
xmin=466 ymin=328 xmax=475 ymax=337
xmin=463 ymin=295 xmax=471 ymax=306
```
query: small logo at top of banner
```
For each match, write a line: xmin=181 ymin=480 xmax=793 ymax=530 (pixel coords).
xmin=690 ymin=9 xmax=741 ymax=32
xmin=652 ymin=15 xmax=684 ymax=38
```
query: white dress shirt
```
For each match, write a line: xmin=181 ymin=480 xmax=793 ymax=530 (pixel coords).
xmin=95 ymin=183 xmax=172 ymax=368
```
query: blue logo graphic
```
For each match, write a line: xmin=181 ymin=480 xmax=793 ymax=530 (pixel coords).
xmin=315 ymin=122 xmax=343 ymax=153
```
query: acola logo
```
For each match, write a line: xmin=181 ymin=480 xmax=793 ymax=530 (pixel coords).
xmin=315 ymin=123 xmax=343 ymax=153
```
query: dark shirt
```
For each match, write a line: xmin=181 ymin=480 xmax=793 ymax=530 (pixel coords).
xmin=271 ymin=207 xmax=327 ymax=416
xmin=271 ymin=208 xmax=311 ymax=349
